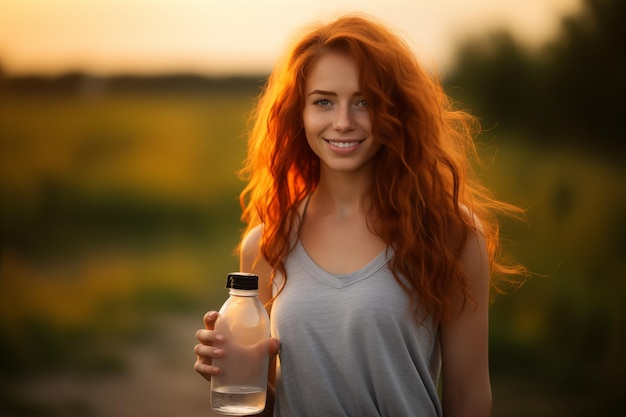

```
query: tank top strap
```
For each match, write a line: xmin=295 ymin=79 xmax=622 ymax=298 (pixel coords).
xmin=301 ymin=193 xmax=313 ymax=222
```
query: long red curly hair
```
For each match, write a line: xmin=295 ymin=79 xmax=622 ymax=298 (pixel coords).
xmin=238 ymin=14 xmax=525 ymax=324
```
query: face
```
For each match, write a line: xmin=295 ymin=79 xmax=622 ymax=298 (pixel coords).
xmin=302 ymin=52 xmax=381 ymax=175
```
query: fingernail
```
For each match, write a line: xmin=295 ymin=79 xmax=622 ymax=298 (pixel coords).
xmin=215 ymin=334 xmax=224 ymax=343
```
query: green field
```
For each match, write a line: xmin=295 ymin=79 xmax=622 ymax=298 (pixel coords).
xmin=0 ymin=89 xmax=623 ymax=416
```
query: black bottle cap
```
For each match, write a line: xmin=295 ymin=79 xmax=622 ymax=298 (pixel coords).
xmin=226 ymin=272 xmax=259 ymax=290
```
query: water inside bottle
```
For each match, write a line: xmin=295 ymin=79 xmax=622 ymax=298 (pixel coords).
xmin=211 ymin=385 xmax=265 ymax=415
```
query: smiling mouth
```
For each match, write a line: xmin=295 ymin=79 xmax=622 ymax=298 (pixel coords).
xmin=325 ymin=139 xmax=364 ymax=148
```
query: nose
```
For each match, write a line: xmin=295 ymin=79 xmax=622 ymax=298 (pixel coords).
xmin=333 ymin=104 xmax=354 ymax=132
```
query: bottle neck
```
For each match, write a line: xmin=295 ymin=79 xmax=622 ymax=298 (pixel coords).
xmin=228 ymin=288 xmax=259 ymax=297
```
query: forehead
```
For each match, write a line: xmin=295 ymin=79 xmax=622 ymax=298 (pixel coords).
xmin=305 ymin=52 xmax=360 ymax=92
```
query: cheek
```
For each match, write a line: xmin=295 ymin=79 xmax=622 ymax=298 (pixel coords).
xmin=301 ymin=119 xmax=315 ymax=147
xmin=304 ymin=130 xmax=319 ymax=152
xmin=302 ymin=124 xmax=324 ymax=158
xmin=302 ymin=109 xmax=320 ymax=130
xmin=357 ymin=113 xmax=372 ymax=131
xmin=302 ymin=113 xmax=325 ymax=141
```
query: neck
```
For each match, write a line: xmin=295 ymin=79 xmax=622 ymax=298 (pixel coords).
xmin=312 ymin=169 xmax=373 ymax=219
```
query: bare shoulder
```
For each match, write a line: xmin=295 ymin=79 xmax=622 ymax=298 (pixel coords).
xmin=459 ymin=204 xmax=485 ymax=234
xmin=457 ymin=208 xmax=490 ymax=303
xmin=239 ymin=224 xmax=273 ymax=305
xmin=240 ymin=224 xmax=264 ymax=272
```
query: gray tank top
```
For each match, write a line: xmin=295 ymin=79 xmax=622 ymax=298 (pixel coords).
xmin=271 ymin=240 xmax=442 ymax=417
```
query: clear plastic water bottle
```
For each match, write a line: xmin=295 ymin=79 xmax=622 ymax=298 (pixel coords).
xmin=211 ymin=272 xmax=270 ymax=415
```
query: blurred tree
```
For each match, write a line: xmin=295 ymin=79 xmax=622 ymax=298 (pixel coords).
xmin=445 ymin=0 xmax=626 ymax=156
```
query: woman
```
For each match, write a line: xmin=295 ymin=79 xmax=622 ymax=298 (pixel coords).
xmin=195 ymin=14 xmax=524 ymax=417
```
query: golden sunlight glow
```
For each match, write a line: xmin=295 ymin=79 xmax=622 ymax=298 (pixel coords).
xmin=0 ymin=0 xmax=583 ymax=75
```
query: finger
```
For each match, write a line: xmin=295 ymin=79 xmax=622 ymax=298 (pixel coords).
xmin=203 ymin=311 xmax=219 ymax=330
xmin=196 ymin=328 xmax=225 ymax=345
xmin=194 ymin=343 xmax=225 ymax=360
xmin=194 ymin=360 xmax=221 ymax=381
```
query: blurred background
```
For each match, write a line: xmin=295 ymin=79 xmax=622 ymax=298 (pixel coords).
xmin=0 ymin=0 xmax=623 ymax=416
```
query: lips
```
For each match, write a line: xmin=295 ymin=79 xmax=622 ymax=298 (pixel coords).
xmin=325 ymin=139 xmax=364 ymax=148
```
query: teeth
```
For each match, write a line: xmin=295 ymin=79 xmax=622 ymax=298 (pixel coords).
xmin=328 ymin=140 xmax=361 ymax=148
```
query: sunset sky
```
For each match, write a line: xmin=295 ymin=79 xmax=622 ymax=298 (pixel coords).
xmin=0 ymin=0 xmax=583 ymax=76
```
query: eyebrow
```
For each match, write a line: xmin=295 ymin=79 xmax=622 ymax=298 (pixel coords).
xmin=306 ymin=89 xmax=362 ymax=97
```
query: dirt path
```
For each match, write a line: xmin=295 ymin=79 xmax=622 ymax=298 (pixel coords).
xmin=15 ymin=313 xmax=225 ymax=417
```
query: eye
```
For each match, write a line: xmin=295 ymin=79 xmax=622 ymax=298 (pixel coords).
xmin=313 ymin=98 xmax=332 ymax=106
xmin=355 ymin=98 xmax=369 ymax=107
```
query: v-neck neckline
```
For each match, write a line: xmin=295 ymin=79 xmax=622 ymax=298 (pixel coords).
xmin=294 ymin=239 xmax=389 ymax=288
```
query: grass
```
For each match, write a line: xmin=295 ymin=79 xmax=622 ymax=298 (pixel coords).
xmin=0 ymin=91 xmax=251 ymax=375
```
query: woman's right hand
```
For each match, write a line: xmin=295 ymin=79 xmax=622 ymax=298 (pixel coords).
xmin=194 ymin=310 xmax=281 ymax=383
xmin=194 ymin=311 xmax=224 ymax=381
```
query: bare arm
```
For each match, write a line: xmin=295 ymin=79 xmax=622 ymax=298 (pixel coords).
xmin=194 ymin=224 xmax=279 ymax=416
xmin=440 ymin=226 xmax=492 ymax=417
xmin=239 ymin=224 xmax=279 ymax=417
